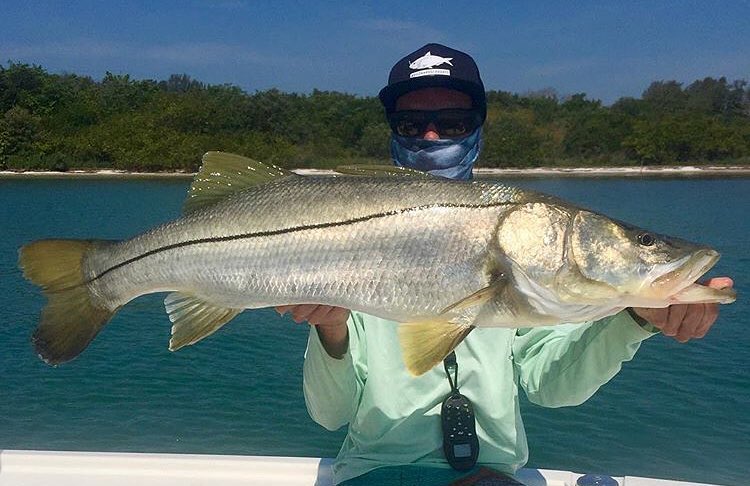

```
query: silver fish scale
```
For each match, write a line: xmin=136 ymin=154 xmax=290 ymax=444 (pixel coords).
xmin=86 ymin=176 xmax=529 ymax=319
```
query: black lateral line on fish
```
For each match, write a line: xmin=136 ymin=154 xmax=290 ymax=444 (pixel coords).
xmin=85 ymin=201 xmax=509 ymax=284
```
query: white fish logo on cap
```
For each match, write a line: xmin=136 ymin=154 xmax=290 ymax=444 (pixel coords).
xmin=409 ymin=51 xmax=454 ymax=70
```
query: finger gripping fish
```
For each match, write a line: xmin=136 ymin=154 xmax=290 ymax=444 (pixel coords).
xmin=18 ymin=152 xmax=736 ymax=375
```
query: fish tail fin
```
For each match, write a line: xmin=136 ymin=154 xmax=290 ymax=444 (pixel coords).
xmin=19 ymin=239 xmax=117 ymax=365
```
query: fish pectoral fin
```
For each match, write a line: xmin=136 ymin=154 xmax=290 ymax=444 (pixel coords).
xmin=333 ymin=165 xmax=432 ymax=178
xmin=439 ymin=281 xmax=506 ymax=314
xmin=398 ymin=319 xmax=474 ymax=376
xmin=397 ymin=282 xmax=504 ymax=375
xmin=165 ymin=292 xmax=243 ymax=351
xmin=184 ymin=152 xmax=295 ymax=214
xmin=469 ymin=281 xmax=559 ymax=328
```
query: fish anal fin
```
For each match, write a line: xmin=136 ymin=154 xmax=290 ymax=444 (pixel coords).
xmin=184 ymin=152 xmax=294 ymax=214
xmin=398 ymin=319 xmax=474 ymax=376
xmin=165 ymin=292 xmax=243 ymax=350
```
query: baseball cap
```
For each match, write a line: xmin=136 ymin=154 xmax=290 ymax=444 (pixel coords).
xmin=378 ymin=43 xmax=486 ymax=121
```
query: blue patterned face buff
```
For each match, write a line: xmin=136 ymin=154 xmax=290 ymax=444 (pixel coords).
xmin=390 ymin=128 xmax=482 ymax=181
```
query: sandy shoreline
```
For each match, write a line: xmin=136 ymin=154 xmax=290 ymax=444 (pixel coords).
xmin=1 ymin=165 xmax=749 ymax=179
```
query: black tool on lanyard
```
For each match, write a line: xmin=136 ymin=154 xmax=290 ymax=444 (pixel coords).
xmin=441 ymin=351 xmax=479 ymax=471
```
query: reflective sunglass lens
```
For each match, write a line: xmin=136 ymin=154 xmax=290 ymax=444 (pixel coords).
xmin=389 ymin=110 xmax=480 ymax=138
xmin=438 ymin=120 xmax=468 ymax=137
xmin=396 ymin=120 xmax=423 ymax=137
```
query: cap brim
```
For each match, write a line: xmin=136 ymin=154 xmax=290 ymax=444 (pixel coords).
xmin=378 ymin=76 xmax=486 ymax=116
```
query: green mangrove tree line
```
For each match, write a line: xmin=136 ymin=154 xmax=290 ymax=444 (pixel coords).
xmin=1 ymin=62 xmax=749 ymax=171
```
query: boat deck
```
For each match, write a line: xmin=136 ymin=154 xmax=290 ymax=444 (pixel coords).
xmin=0 ymin=450 xmax=721 ymax=485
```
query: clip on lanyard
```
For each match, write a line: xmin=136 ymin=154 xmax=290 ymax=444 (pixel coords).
xmin=444 ymin=351 xmax=459 ymax=393
xmin=441 ymin=351 xmax=479 ymax=470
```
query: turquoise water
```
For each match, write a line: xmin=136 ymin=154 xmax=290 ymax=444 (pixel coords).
xmin=1 ymin=176 xmax=748 ymax=485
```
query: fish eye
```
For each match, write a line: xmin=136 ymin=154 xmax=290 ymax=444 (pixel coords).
xmin=637 ymin=232 xmax=655 ymax=246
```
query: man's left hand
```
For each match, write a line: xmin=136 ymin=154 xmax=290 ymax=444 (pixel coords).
xmin=630 ymin=277 xmax=733 ymax=343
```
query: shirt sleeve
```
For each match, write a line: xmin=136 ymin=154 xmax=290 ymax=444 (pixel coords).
xmin=302 ymin=313 xmax=368 ymax=431
xmin=512 ymin=310 xmax=657 ymax=408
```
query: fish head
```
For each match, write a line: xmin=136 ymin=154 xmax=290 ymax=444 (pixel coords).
xmin=494 ymin=202 xmax=735 ymax=309
xmin=565 ymin=210 xmax=736 ymax=307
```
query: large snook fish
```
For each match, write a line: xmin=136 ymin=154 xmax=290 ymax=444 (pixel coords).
xmin=19 ymin=152 xmax=736 ymax=375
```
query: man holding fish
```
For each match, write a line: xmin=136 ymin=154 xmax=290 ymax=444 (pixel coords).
xmin=18 ymin=43 xmax=734 ymax=486
xmin=279 ymin=44 xmax=734 ymax=484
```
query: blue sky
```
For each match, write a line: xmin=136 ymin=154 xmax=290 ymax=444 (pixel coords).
xmin=2 ymin=1 xmax=748 ymax=103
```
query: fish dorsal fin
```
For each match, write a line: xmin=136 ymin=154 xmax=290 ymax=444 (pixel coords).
xmin=334 ymin=165 xmax=432 ymax=178
xmin=164 ymin=292 xmax=243 ymax=351
xmin=184 ymin=151 xmax=294 ymax=214
xmin=398 ymin=319 xmax=474 ymax=376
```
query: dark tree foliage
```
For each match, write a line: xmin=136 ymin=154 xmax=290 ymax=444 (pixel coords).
xmin=0 ymin=62 xmax=748 ymax=171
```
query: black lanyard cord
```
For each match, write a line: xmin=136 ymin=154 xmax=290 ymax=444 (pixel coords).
xmin=443 ymin=351 xmax=459 ymax=393
xmin=440 ymin=350 xmax=479 ymax=470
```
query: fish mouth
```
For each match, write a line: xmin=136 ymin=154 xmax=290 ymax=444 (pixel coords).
xmin=649 ymin=249 xmax=735 ymax=304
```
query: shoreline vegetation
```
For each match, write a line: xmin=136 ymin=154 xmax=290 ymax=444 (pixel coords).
xmin=1 ymin=62 xmax=749 ymax=172
xmin=2 ymin=165 xmax=749 ymax=179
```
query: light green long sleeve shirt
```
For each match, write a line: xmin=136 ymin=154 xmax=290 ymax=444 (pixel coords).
xmin=303 ymin=311 xmax=656 ymax=484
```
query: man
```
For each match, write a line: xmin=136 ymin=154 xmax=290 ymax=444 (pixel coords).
xmin=277 ymin=43 xmax=733 ymax=485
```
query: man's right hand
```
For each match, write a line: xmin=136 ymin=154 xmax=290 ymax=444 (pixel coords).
xmin=276 ymin=305 xmax=350 ymax=359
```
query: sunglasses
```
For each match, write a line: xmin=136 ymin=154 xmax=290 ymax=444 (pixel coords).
xmin=387 ymin=109 xmax=483 ymax=139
